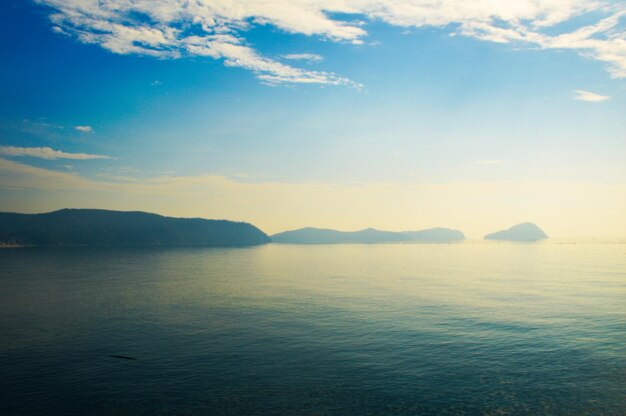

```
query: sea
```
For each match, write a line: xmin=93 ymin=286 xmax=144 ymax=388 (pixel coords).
xmin=0 ymin=240 xmax=624 ymax=415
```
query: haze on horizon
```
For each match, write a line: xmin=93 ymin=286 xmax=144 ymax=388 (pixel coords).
xmin=1 ymin=0 xmax=625 ymax=238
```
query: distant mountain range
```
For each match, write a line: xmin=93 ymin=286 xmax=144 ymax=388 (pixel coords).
xmin=484 ymin=223 xmax=548 ymax=242
xmin=0 ymin=209 xmax=270 ymax=247
xmin=271 ymin=227 xmax=465 ymax=244
xmin=0 ymin=209 xmax=549 ymax=247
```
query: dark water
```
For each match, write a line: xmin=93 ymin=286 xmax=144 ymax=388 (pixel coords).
xmin=1 ymin=241 xmax=625 ymax=415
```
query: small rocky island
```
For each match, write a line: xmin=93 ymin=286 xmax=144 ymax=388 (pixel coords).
xmin=484 ymin=222 xmax=548 ymax=242
xmin=0 ymin=209 xmax=270 ymax=247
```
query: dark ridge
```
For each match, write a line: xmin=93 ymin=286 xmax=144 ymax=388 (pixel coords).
xmin=0 ymin=209 xmax=270 ymax=247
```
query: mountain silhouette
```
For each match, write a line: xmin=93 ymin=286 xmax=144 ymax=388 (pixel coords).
xmin=484 ymin=222 xmax=548 ymax=242
xmin=271 ymin=227 xmax=465 ymax=244
xmin=0 ymin=209 xmax=270 ymax=247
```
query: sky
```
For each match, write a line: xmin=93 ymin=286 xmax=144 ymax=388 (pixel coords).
xmin=1 ymin=0 xmax=625 ymax=238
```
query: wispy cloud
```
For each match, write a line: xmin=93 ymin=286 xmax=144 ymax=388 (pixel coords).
xmin=0 ymin=146 xmax=110 ymax=160
xmin=183 ymin=38 xmax=359 ymax=87
xmin=37 ymin=0 xmax=626 ymax=86
xmin=573 ymin=89 xmax=611 ymax=102
xmin=282 ymin=53 xmax=324 ymax=63
xmin=75 ymin=125 xmax=93 ymax=133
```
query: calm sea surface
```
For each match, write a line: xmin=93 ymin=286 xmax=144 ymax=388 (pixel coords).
xmin=1 ymin=240 xmax=625 ymax=415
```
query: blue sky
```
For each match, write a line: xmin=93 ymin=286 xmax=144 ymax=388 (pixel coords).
xmin=1 ymin=0 xmax=625 ymax=236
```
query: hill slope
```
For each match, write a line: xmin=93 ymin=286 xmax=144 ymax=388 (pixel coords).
xmin=0 ymin=209 xmax=270 ymax=247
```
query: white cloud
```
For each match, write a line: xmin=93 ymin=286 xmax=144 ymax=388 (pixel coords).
xmin=573 ymin=89 xmax=611 ymax=102
xmin=282 ymin=53 xmax=324 ymax=63
xmin=183 ymin=38 xmax=358 ymax=86
xmin=36 ymin=0 xmax=626 ymax=85
xmin=75 ymin=125 xmax=93 ymax=133
xmin=0 ymin=146 xmax=110 ymax=160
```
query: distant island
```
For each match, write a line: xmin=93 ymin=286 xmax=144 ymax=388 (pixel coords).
xmin=484 ymin=223 xmax=548 ymax=242
xmin=0 ymin=209 xmax=270 ymax=247
xmin=271 ymin=227 xmax=465 ymax=244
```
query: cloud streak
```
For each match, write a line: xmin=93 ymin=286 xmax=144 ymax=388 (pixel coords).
xmin=75 ymin=125 xmax=93 ymax=133
xmin=0 ymin=146 xmax=111 ymax=160
xmin=37 ymin=1 xmax=626 ymax=85
xmin=282 ymin=53 xmax=324 ymax=63
xmin=573 ymin=89 xmax=611 ymax=102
